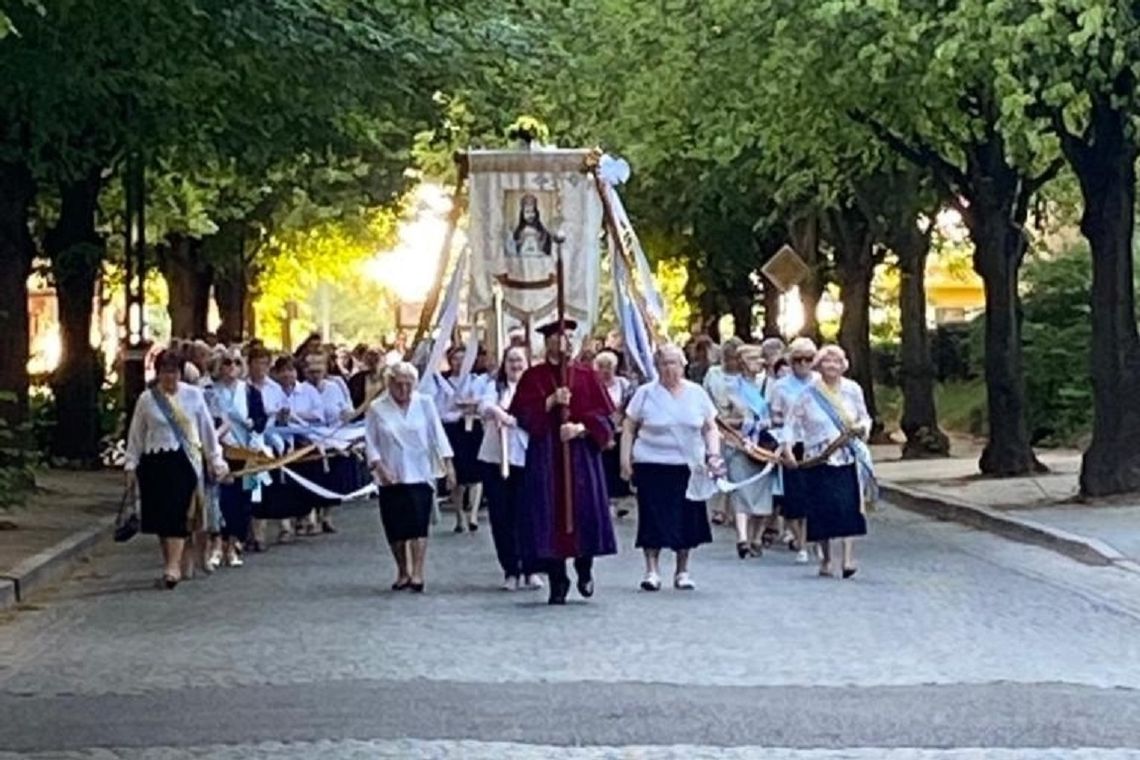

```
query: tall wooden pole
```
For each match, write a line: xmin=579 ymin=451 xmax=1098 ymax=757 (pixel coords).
xmin=554 ymin=236 xmax=574 ymax=535
xmin=408 ymin=152 xmax=469 ymax=359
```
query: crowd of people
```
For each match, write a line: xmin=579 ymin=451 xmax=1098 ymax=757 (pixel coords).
xmin=122 ymin=323 xmax=875 ymax=599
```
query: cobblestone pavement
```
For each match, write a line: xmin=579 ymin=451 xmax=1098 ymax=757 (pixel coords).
xmin=2 ymin=500 xmax=1139 ymax=756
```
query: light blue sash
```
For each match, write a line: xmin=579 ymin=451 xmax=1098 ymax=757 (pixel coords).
xmin=807 ymin=385 xmax=878 ymax=503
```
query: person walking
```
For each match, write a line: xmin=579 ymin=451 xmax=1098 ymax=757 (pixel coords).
xmin=125 ymin=351 xmax=228 ymax=589
xmin=620 ymin=344 xmax=722 ymax=591
xmin=770 ymin=338 xmax=819 ymax=563
xmin=594 ymin=350 xmax=634 ymax=518
xmin=784 ymin=344 xmax=873 ymax=579
xmin=365 ymin=362 xmax=456 ymax=593
xmin=509 ymin=319 xmax=617 ymax=605
xmin=478 ymin=346 xmax=543 ymax=591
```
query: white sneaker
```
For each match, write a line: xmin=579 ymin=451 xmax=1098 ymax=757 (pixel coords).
xmin=206 ymin=550 xmax=222 ymax=571
xmin=795 ymin=550 xmax=810 ymax=564
xmin=524 ymin=574 xmax=544 ymax=590
xmin=674 ymin=572 xmax=696 ymax=590
xmin=500 ymin=577 xmax=517 ymax=591
xmin=224 ymin=553 xmax=244 ymax=568
xmin=640 ymin=572 xmax=661 ymax=592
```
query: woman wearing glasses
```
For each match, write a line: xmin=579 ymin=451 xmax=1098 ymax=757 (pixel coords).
xmin=769 ymin=338 xmax=819 ymax=564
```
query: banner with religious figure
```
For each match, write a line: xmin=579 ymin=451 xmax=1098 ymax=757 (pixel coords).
xmin=467 ymin=149 xmax=603 ymax=329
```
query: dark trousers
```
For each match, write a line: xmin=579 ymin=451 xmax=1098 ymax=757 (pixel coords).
xmin=547 ymin=556 xmax=594 ymax=583
xmin=482 ymin=463 xmax=535 ymax=579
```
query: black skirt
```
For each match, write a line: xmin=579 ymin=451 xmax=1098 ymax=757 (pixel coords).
xmin=633 ymin=462 xmax=712 ymax=551
xmin=804 ymin=463 xmax=867 ymax=542
xmin=378 ymin=483 xmax=434 ymax=542
xmin=602 ymin=434 xmax=631 ymax=499
xmin=780 ymin=443 xmax=810 ymax=520
xmin=443 ymin=420 xmax=483 ymax=485
xmin=137 ymin=449 xmax=198 ymax=539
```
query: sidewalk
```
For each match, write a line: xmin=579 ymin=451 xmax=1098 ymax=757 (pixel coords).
xmin=874 ymin=437 xmax=1140 ymax=573
xmin=0 ymin=469 xmax=123 ymax=610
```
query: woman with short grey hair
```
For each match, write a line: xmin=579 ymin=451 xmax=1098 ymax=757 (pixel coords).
xmin=621 ymin=343 xmax=722 ymax=591
xmin=365 ymin=361 xmax=457 ymax=593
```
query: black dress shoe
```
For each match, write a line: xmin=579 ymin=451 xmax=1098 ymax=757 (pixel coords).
xmin=576 ymin=573 xmax=594 ymax=599
xmin=548 ymin=577 xmax=570 ymax=605
xmin=409 ymin=582 xmax=425 ymax=593
xmin=321 ymin=521 xmax=338 ymax=534
xmin=842 ymin=567 xmax=858 ymax=579
xmin=736 ymin=541 xmax=751 ymax=559
xmin=391 ymin=579 xmax=411 ymax=591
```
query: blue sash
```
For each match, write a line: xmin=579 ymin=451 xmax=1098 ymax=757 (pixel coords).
xmin=807 ymin=385 xmax=877 ymax=503
xmin=152 ymin=390 xmax=203 ymax=477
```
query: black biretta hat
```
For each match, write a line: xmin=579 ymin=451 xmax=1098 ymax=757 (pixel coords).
xmin=536 ymin=318 xmax=578 ymax=337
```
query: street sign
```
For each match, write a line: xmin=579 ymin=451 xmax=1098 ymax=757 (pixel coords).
xmin=761 ymin=244 xmax=810 ymax=293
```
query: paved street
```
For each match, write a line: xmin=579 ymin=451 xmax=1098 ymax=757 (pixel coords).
xmin=2 ymin=500 xmax=1140 ymax=758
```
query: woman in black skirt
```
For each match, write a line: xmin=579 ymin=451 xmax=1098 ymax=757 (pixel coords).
xmin=594 ymin=350 xmax=634 ymax=517
xmin=365 ymin=362 xmax=457 ymax=592
xmin=125 ymin=351 xmax=229 ymax=588
xmin=783 ymin=344 xmax=872 ymax=579
xmin=769 ymin=337 xmax=819 ymax=564
xmin=620 ymin=344 xmax=722 ymax=592
xmin=433 ymin=346 xmax=487 ymax=533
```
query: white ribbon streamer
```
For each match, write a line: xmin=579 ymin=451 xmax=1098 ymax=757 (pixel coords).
xmin=281 ymin=467 xmax=378 ymax=502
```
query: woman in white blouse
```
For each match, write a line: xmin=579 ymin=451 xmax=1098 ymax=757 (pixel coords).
xmin=125 ymin=351 xmax=228 ymax=589
xmin=365 ymin=362 xmax=456 ymax=593
xmin=784 ymin=344 xmax=871 ymax=579
xmin=478 ymin=346 xmax=542 ymax=591
xmin=620 ymin=344 xmax=722 ymax=592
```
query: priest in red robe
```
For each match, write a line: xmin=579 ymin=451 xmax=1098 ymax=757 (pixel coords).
xmin=509 ymin=318 xmax=618 ymax=604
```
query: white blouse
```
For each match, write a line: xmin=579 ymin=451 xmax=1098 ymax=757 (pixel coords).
xmin=769 ymin=371 xmax=819 ymax=439
xmin=281 ymin=382 xmax=323 ymax=425
xmin=313 ymin=379 xmax=351 ymax=425
xmin=365 ymin=392 xmax=455 ymax=486
xmin=250 ymin=377 xmax=285 ymax=417
xmin=787 ymin=377 xmax=870 ymax=467
xmin=476 ymin=381 xmax=528 ymax=467
xmin=625 ymin=380 xmax=717 ymax=466
xmin=433 ymin=373 xmax=489 ymax=423
xmin=125 ymin=383 xmax=226 ymax=477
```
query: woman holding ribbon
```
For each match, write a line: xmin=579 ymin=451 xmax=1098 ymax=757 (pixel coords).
xmin=620 ymin=344 xmax=722 ymax=592
xmin=207 ymin=349 xmax=268 ymax=568
xmin=125 ymin=351 xmax=229 ymax=589
xmin=784 ymin=344 xmax=874 ymax=579
xmin=770 ymin=338 xmax=819 ymax=564
xmin=477 ymin=346 xmax=543 ymax=591
xmin=722 ymin=344 xmax=779 ymax=559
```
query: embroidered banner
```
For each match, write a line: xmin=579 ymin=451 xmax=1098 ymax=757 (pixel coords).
xmin=467 ymin=149 xmax=603 ymax=329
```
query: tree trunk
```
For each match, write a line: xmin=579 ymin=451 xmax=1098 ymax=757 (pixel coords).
xmin=789 ymin=212 xmax=823 ymax=342
xmin=966 ymin=206 xmax=1039 ymax=476
xmin=762 ymin=281 xmax=781 ymax=337
xmin=214 ymin=272 xmax=245 ymax=342
xmin=728 ymin=293 xmax=753 ymax=342
xmin=44 ymin=169 xmax=104 ymax=465
xmin=877 ymin=167 xmax=951 ymax=458
xmin=1065 ymin=102 xmax=1140 ymax=496
xmin=157 ymin=234 xmax=212 ymax=339
xmin=893 ymin=217 xmax=950 ymax=458
xmin=828 ymin=204 xmax=883 ymax=440
xmin=0 ymin=161 xmax=35 ymax=441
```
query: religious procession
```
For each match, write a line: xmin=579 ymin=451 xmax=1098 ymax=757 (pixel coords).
xmin=120 ymin=148 xmax=877 ymax=604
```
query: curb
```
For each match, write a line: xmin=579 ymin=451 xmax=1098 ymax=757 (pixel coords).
xmin=0 ymin=515 xmax=117 ymax=610
xmin=881 ymin=482 xmax=1140 ymax=572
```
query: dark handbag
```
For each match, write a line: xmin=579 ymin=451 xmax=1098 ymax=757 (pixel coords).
xmin=113 ymin=484 xmax=140 ymax=543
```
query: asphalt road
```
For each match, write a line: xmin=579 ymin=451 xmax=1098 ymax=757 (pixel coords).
xmin=2 ymin=498 xmax=1139 ymax=758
